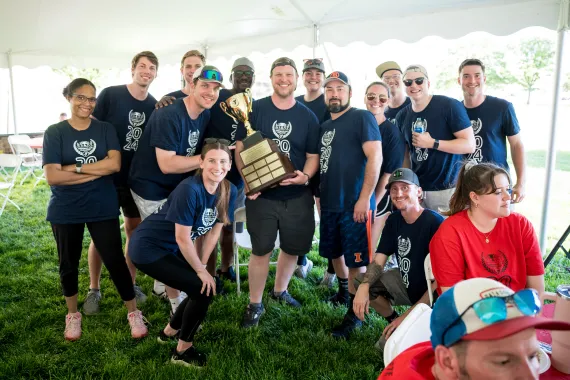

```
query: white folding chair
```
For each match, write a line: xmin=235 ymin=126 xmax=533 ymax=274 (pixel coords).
xmin=233 ymin=206 xmax=280 ymax=294
xmin=8 ymin=135 xmax=45 ymax=187
xmin=313 ymin=205 xmax=320 ymax=245
xmin=0 ymin=154 xmax=22 ymax=217
xmin=424 ymin=253 xmax=435 ymax=307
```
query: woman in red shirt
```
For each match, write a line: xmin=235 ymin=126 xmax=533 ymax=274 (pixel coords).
xmin=429 ymin=161 xmax=544 ymax=295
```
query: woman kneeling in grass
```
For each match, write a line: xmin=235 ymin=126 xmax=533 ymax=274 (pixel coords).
xmin=129 ymin=141 xmax=236 ymax=367
xmin=43 ymin=78 xmax=147 ymax=341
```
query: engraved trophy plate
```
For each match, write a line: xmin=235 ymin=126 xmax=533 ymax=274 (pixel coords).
xmin=220 ymin=88 xmax=296 ymax=195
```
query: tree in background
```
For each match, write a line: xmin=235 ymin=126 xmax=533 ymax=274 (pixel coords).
xmin=52 ymin=67 xmax=104 ymax=89
xmin=563 ymin=72 xmax=570 ymax=93
xmin=514 ymin=38 xmax=555 ymax=104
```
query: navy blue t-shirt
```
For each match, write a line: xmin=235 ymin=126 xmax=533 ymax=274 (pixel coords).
xmin=385 ymin=97 xmax=411 ymax=124
xmin=128 ymin=176 xmax=237 ymax=264
xmin=165 ymin=90 xmax=187 ymax=99
xmin=92 ymin=85 xmax=156 ymax=186
xmin=395 ymin=95 xmax=471 ymax=191
xmin=464 ymin=95 xmax=520 ymax=171
xmin=42 ymin=120 xmax=121 ymax=224
xmin=319 ymin=108 xmax=382 ymax=212
xmin=129 ymin=99 xmax=210 ymax=200
xmin=378 ymin=119 xmax=405 ymax=176
xmin=377 ymin=209 xmax=444 ymax=304
xmin=295 ymin=93 xmax=331 ymax=124
xmin=235 ymin=96 xmax=320 ymax=201
xmin=204 ymin=89 xmax=244 ymax=189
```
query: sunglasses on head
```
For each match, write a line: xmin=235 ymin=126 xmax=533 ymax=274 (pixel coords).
xmin=198 ymin=69 xmax=223 ymax=82
xmin=303 ymin=58 xmax=323 ymax=65
xmin=442 ymin=288 xmax=541 ymax=346
xmin=366 ymin=94 xmax=388 ymax=103
xmin=204 ymin=138 xmax=232 ymax=146
xmin=403 ymin=77 xmax=426 ymax=87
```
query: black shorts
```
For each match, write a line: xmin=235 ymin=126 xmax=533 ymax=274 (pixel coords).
xmin=245 ymin=189 xmax=315 ymax=256
xmin=116 ymin=185 xmax=141 ymax=219
xmin=375 ymin=192 xmax=392 ymax=217
xmin=319 ymin=210 xmax=370 ymax=268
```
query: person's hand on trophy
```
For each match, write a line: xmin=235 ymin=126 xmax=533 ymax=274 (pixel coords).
xmin=280 ymin=170 xmax=308 ymax=186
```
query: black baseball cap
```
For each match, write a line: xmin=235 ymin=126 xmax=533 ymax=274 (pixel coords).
xmin=386 ymin=168 xmax=420 ymax=190
xmin=270 ymin=57 xmax=297 ymax=74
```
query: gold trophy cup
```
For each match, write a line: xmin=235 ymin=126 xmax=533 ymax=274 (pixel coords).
xmin=220 ymin=89 xmax=295 ymax=195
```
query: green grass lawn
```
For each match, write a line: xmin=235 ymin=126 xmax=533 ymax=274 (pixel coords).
xmin=1 ymin=176 xmax=569 ymax=379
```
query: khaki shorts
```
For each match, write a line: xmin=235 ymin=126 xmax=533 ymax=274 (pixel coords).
xmin=354 ymin=268 xmax=412 ymax=306
xmin=130 ymin=190 xmax=167 ymax=221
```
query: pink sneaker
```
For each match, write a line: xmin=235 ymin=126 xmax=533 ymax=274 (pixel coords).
xmin=128 ymin=310 xmax=148 ymax=339
xmin=64 ymin=312 xmax=82 ymax=341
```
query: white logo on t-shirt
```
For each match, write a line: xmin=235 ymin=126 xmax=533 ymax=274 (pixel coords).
xmin=320 ymin=129 xmax=335 ymax=174
xmin=124 ymin=110 xmax=145 ymax=151
xmin=467 ymin=118 xmax=483 ymax=163
xmin=397 ymin=235 xmax=412 ymax=288
xmin=186 ymin=130 xmax=200 ymax=157
xmin=191 ymin=207 xmax=218 ymax=239
xmin=73 ymin=139 xmax=98 ymax=164
xmin=272 ymin=121 xmax=292 ymax=157
xmin=412 ymin=118 xmax=429 ymax=162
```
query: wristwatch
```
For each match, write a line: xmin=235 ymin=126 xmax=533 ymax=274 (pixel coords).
xmin=302 ymin=172 xmax=310 ymax=186
xmin=75 ymin=162 xmax=83 ymax=173
xmin=432 ymin=139 xmax=440 ymax=150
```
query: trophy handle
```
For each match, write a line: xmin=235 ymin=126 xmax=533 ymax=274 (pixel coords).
xmin=245 ymin=88 xmax=253 ymax=113
xmin=220 ymin=102 xmax=238 ymax=124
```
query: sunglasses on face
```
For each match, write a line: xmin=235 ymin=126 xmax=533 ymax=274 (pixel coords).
xmin=366 ymin=94 xmax=388 ymax=103
xmin=72 ymin=94 xmax=97 ymax=104
xmin=233 ymin=70 xmax=254 ymax=77
xmin=441 ymin=288 xmax=541 ymax=346
xmin=403 ymin=77 xmax=426 ymax=87
xmin=303 ymin=58 xmax=323 ymax=65
xmin=204 ymin=138 xmax=232 ymax=146
xmin=198 ymin=69 xmax=224 ymax=82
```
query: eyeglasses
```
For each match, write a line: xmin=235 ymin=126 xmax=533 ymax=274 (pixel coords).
xmin=303 ymin=58 xmax=323 ymax=65
xmin=198 ymin=69 xmax=224 ymax=82
xmin=204 ymin=138 xmax=231 ymax=146
xmin=403 ymin=77 xmax=425 ymax=87
xmin=233 ymin=70 xmax=254 ymax=77
xmin=382 ymin=74 xmax=401 ymax=82
xmin=441 ymin=288 xmax=541 ymax=346
xmin=72 ymin=94 xmax=97 ymax=104
xmin=366 ymin=94 xmax=389 ymax=103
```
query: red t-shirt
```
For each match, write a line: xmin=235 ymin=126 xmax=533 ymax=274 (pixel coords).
xmin=378 ymin=342 xmax=435 ymax=380
xmin=429 ymin=210 xmax=544 ymax=292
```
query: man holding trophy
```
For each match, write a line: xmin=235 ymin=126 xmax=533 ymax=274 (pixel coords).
xmin=234 ymin=57 xmax=320 ymax=328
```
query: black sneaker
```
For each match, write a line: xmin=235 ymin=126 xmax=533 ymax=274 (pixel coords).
xmin=270 ymin=290 xmax=302 ymax=308
xmin=157 ymin=330 xmax=179 ymax=345
xmin=215 ymin=276 xmax=227 ymax=296
xmin=241 ymin=303 xmax=265 ymax=328
xmin=328 ymin=292 xmax=350 ymax=307
xmin=170 ymin=346 xmax=207 ymax=367
xmin=332 ymin=313 xmax=362 ymax=339
xmin=217 ymin=266 xmax=236 ymax=282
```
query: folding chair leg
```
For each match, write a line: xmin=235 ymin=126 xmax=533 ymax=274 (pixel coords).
xmin=235 ymin=242 xmax=241 ymax=295
xmin=19 ymin=168 xmax=32 ymax=185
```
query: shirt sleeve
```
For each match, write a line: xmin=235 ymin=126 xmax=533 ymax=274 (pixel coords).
xmin=429 ymin=219 xmax=467 ymax=289
xmin=165 ymin=185 xmax=198 ymax=227
xmin=518 ymin=214 xmax=545 ymax=276
xmin=149 ymin=109 xmax=181 ymax=152
xmin=104 ymin=122 xmax=121 ymax=152
xmin=377 ymin=214 xmax=396 ymax=255
xmin=92 ymin=87 xmax=110 ymax=121
xmin=382 ymin=122 xmax=405 ymax=174
xmin=395 ymin=110 xmax=412 ymax=149
xmin=42 ymin=124 xmax=63 ymax=166
xmin=361 ymin=111 xmax=382 ymax=143
xmin=502 ymin=102 xmax=521 ymax=137
xmin=305 ymin=110 xmax=320 ymax=154
xmin=447 ymin=98 xmax=472 ymax=133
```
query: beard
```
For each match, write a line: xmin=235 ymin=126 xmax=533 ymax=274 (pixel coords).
xmin=327 ymin=99 xmax=350 ymax=113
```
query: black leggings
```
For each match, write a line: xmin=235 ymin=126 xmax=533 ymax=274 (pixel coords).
xmin=51 ymin=219 xmax=135 ymax=301
xmin=134 ymin=254 xmax=213 ymax=343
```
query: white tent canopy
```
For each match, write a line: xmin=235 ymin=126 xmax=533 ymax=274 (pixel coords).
xmin=1 ymin=0 xmax=568 ymax=253
xmin=0 ymin=0 xmax=561 ymax=69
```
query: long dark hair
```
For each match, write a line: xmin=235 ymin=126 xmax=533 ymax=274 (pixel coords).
xmin=446 ymin=161 xmax=511 ymax=216
xmin=196 ymin=142 xmax=233 ymax=225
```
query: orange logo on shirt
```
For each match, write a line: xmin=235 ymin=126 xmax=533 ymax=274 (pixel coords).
xmin=354 ymin=252 xmax=362 ymax=263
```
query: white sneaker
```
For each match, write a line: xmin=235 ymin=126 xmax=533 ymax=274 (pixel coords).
xmin=294 ymin=259 xmax=313 ymax=279
xmin=320 ymin=271 xmax=337 ymax=288
xmin=152 ymin=280 xmax=167 ymax=299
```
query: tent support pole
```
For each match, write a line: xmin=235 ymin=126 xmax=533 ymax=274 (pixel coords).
xmin=539 ymin=0 xmax=569 ymax=255
xmin=312 ymin=24 xmax=319 ymax=58
xmin=7 ymin=50 xmax=18 ymax=135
